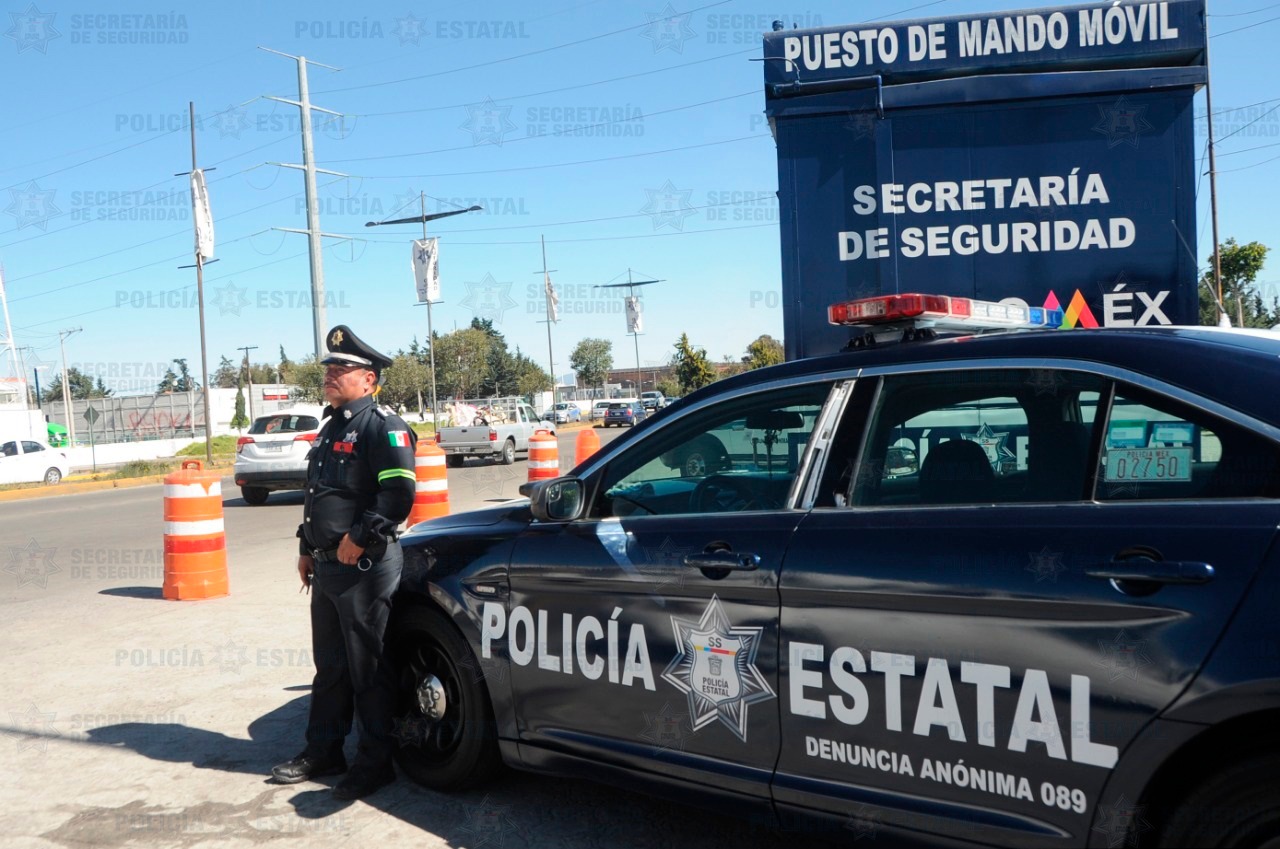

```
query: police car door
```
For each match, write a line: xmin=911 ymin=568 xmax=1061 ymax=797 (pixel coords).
xmin=776 ymin=367 xmax=1280 ymax=846
xmin=504 ymin=381 xmax=834 ymax=808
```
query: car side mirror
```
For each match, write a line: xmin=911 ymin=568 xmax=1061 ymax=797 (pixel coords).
xmin=523 ymin=476 xmax=584 ymax=522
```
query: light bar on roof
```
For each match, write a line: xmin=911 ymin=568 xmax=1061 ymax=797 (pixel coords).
xmin=828 ymin=293 xmax=1063 ymax=332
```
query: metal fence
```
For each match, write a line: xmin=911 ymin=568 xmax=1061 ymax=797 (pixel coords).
xmin=39 ymin=391 xmax=206 ymax=444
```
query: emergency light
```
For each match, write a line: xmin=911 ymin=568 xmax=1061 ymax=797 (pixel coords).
xmin=828 ymin=293 xmax=1064 ymax=333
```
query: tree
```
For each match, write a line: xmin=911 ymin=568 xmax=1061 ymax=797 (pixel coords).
xmin=435 ymin=328 xmax=495 ymax=399
xmin=289 ymin=356 xmax=326 ymax=404
xmin=231 ymin=381 xmax=250 ymax=431
xmin=157 ymin=358 xmax=198 ymax=394
xmin=570 ymin=338 xmax=613 ymax=393
xmin=512 ymin=350 xmax=552 ymax=396
xmin=743 ymin=334 xmax=784 ymax=370
xmin=42 ymin=367 xmax=112 ymax=403
xmin=213 ymin=355 xmax=239 ymax=389
xmin=1199 ymin=238 xmax=1274 ymax=327
xmin=672 ymin=333 xmax=715 ymax=393
xmin=380 ymin=353 xmax=430 ymax=410
xmin=278 ymin=345 xmax=294 ymax=383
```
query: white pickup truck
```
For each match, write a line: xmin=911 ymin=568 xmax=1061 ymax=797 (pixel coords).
xmin=435 ymin=402 xmax=555 ymax=467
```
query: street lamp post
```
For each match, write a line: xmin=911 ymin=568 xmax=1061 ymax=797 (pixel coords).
xmin=365 ymin=200 xmax=482 ymax=430
xmin=593 ymin=270 xmax=662 ymax=401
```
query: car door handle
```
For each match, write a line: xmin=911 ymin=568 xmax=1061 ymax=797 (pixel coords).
xmin=1086 ymin=561 xmax=1215 ymax=584
xmin=683 ymin=552 xmax=761 ymax=571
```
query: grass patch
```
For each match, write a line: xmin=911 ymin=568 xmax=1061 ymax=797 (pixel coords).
xmin=179 ymin=436 xmax=239 ymax=455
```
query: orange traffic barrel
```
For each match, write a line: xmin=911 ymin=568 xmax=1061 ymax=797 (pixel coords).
xmin=162 ymin=460 xmax=228 ymax=600
xmin=527 ymin=429 xmax=560 ymax=483
xmin=574 ymin=427 xmax=601 ymax=466
xmin=408 ymin=440 xmax=449 ymax=526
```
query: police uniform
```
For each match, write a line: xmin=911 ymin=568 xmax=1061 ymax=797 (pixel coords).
xmin=276 ymin=325 xmax=417 ymax=798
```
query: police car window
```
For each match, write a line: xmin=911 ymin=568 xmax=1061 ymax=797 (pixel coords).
xmin=1098 ymin=388 xmax=1280 ymax=500
xmin=594 ymin=384 xmax=832 ymax=517
xmin=849 ymin=370 xmax=1105 ymax=507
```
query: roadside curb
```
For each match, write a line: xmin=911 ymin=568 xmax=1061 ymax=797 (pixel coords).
xmin=0 ymin=469 xmax=231 ymax=503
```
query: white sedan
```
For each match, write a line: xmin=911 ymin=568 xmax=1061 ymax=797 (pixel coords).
xmin=0 ymin=438 xmax=71 ymax=485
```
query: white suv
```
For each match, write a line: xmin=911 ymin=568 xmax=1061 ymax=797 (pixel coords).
xmin=232 ymin=408 xmax=323 ymax=505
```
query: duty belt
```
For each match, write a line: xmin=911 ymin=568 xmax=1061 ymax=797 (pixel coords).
xmin=310 ymin=538 xmax=394 ymax=571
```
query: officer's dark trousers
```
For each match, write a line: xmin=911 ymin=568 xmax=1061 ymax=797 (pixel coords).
xmin=304 ymin=543 xmax=403 ymax=771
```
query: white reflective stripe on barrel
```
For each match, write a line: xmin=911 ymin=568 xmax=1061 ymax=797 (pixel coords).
xmin=164 ymin=519 xmax=226 ymax=536
xmin=164 ymin=481 xmax=223 ymax=499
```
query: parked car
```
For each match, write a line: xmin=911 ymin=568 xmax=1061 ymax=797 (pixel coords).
xmin=603 ymin=401 xmax=647 ymax=427
xmin=591 ymin=400 xmax=612 ymax=421
xmin=551 ymin=403 xmax=581 ymax=424
xmin=232 ymin=408 xmax=323 ymax=505
xmin=382 ymin=298 xmax=1280 ymax=847
xmin=0 ymin=437 xmax=69 ymax=485
xmin=640 ymin=390 xmax=665 ymax=410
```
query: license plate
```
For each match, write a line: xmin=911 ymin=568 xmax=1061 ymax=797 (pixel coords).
xmin=260 ymin=443 xmax=286 ymax=453
xmin=454 ymin=447 xmax=471 ymax=453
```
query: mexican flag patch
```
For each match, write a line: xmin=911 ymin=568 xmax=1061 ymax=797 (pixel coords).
xmin=388 ymin=431 xmax=410 ymax=448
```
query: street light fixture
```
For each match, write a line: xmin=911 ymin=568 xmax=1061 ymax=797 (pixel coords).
xmin=364 ymin=199 xmax=483 ymax=430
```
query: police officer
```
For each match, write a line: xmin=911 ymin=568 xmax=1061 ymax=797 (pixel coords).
xmin=271 ymin=326 xmax=417 ymax=800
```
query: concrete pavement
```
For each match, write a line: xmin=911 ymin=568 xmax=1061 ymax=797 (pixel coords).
xmin=0 ymin=429 xmax=813 ymax=848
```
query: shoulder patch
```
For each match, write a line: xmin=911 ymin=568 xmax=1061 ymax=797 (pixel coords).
xmin=388 ymin=431 xmax=410 ymax=448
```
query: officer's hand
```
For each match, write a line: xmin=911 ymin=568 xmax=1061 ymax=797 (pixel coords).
xmin=298 ymin=555 xmax=314 ymax=588
xmin=337 ymin=534 xmax=365 ymax=566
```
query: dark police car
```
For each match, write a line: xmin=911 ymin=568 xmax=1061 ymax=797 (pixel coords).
xmin=386 ymin=295 xmax=1280 ymax=848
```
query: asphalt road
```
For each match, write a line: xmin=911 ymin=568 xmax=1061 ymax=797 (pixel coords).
xmin=0 ymin=427 xmax=836 ymax=849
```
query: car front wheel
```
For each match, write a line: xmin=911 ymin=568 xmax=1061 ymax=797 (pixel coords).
xmin=240 ymin=486 xmax=269 ymax=505
xmin=390 ymin=606 xmax=503 ymax=790
xmin=43 ymin=467 xmax=62 ymax=485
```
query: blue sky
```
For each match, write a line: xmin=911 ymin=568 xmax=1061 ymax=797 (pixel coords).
xmin=1 ymin=0 xmax=1277 ymax=394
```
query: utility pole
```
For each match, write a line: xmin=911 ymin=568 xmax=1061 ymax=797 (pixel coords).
xmin=238 ymin=345 xmax=259 ymax=423
xmin=1203 ymin=18 xmax=1225 ymax=317
xmin=175 ymin=101 xmax=217 ymax=465
xmin=261 ymin=47 xmax=345 ymax=359
xmin=58 ymin=327 xmax=81 ymax=445
xmin=0 ymin=265 xmax=19 ymax=404
xmin=535 ymin=235 xmax=557 ymax=405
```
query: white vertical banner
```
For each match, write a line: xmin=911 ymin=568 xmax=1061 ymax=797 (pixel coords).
xmin=412 ymin=238 xmax=440 ymax=303
xmin=189 ymin=169 xmax=215 ymax=260
xmin=625 ymin=296 xmax=643 ymax=334
xmin=545 ymin=273 xmax=560 ymax=322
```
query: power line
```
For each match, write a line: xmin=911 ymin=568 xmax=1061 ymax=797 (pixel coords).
xmin=308 ymin=0 xmax=736 ymax=96
xmin=15 ymin=247 xmax=311 ymax=331
xmin=1211 ymin=13 xmax=1280 ymax=36
xmin=358 ymin=221 xmax=778 ymax=246
xmin=353 ymin=48 xmax=758 ymax=118
xmin=360 ymin=133 xmax=769 ymax=179
xmin=321 ymin=91 xmax=757 ymax=164
xmin=1209 ymin=2 xmax=1280 ymax=16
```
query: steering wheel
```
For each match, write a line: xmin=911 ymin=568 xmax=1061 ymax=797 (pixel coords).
xmin=691 ymin=475 xmax=765 ymax=513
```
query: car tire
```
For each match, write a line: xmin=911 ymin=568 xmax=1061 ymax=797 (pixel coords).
xmin=43 ymin=467 xmax=62 ymax=485
xmin=390 ymin=605 xmax=503 ymax=791
xmin=445 ymin=455 xmax=463 ymax=469
xmin=1152 ymin=754 xmax=1280 ymax=847
xmin=498 ymin=440 xmax=516 ymax=465
xmin=240 ymin=486 xmax=269 ymax=506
